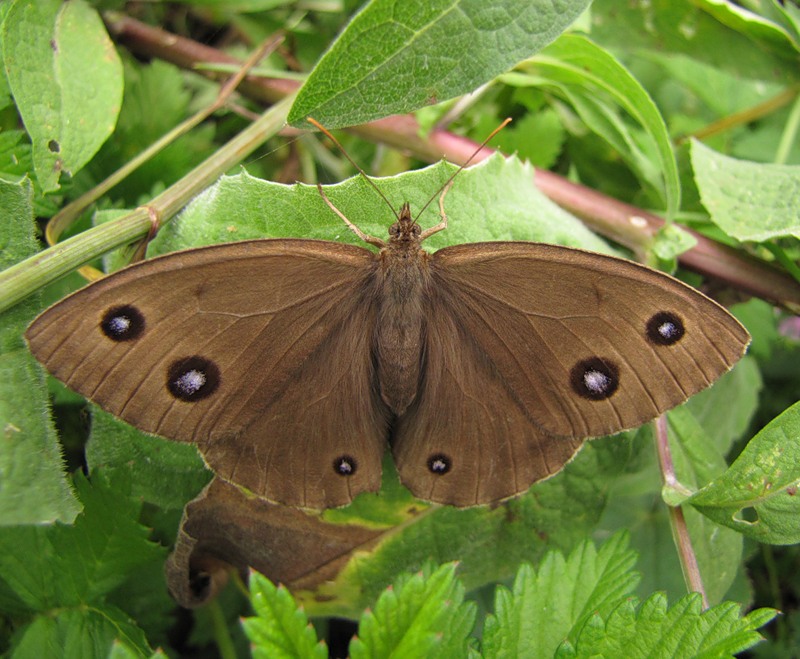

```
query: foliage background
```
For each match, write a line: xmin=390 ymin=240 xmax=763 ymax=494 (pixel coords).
xmin=0 ymin=0 xmax=799 ymax=657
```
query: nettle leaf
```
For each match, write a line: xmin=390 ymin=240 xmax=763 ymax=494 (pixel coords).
xmin=2 ymin=0 xmax=123 ymax=192
xmin=688 ymin=401 xmax=800 ymax=545
xmin=482 ymin=533 xmax=639 ymax=658
xmin=12 ymin=606 xmax=151 ymax=659
xmin=242 ymin=572 xmax=329 ymax=659
xmin=556 ymin=592 xmax=777 ymax=658
xmin=0 ymin=473 xmax=161 ymax=657
xmin=691 ymin=139 xmax=800 ymax=241
xmin=350 ymin=564 xmax=476 ymax=658
xmin=0 ymin=176 xmax=81 ymax=525
xmin=288 ymin=0 xmax=592 ymax=128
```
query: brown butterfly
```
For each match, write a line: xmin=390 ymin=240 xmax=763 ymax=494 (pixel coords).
xmin=25 ymin=160 xmax=750 ymax=510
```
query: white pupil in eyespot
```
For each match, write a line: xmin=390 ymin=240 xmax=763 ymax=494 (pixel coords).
xmin=584 ymin=369 xmax=610 ymax=394
xmin=108 ymin=316 xmax=131 ymax=334
xmin=659 ymin=321 xmax=677 ymax=338
xmin=176 ymin=369 xmax=206 ymax=394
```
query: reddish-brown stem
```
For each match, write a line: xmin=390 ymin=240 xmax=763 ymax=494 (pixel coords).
xmin=103 ymin=12 xmax=800 ymax=309
xmin=655 ymin=416 xmax=709 ymax=608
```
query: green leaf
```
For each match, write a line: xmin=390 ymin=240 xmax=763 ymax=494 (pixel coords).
xmin=526 ymin=34 xmax=680 ymax=217
xmin=12 ymin=606 xmax=151 ymax=659
xmin=242 ymin=572 xmax=328 ymax=659
xmin=590 ymin=0 xmax=795 ymax=84
xmin=288 ymin=0 xmax=592 ymax=128
xmin=0 ymin=176 xmax=81 ymax=525
xmin=556 ymin=592 xmax=777 ymax=658
xmin=152 ymin=153 xmax=614 ymax=255
xmin=689 ymin=401 xmax=800 ymax=544
xmin=650 ymin=223 xmax=697 ymax=264
xmin=683 ymin=355 xmax=762 ymax=457
xmin=482 ymin=533 xmax=639 ymax=658
xmin=349 ymin=563 xmax=476 ymax=658
xmin=691 ymin=139 xmax=800 ymax=241
xmin=694 ymin=0 xmax=800 ymax=55
xmin=0 ymin=473 xmax=160 ymax=657
xmin=596 ymin=357 xmax=759 ymax=605
xmin=86 ymin=409 xmax=211 ymax=511
xmin=108 ymin=640 xmax=169 ymax=659
xmin=296 ymin=438 xmax=634 ymax=619
xmin=0 ymin=473 xmax=163 ymax=610
xmin=2 ymin=0 xmax=123 ymax=192
xmin=88 ymin=59 xmax=216 ymax=205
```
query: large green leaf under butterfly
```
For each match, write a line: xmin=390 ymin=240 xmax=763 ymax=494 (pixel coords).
xmin=25 ymin=176 xmax=748 ymax=509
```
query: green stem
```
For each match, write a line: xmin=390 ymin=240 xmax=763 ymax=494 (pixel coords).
xmin=47 ymin=36 xmax=284 ymax=245
xmin=207 ymin=599 xmax=238 ymax=659
xmin=0 ymin=95 xmax=294 ymax=314
xmin=775 ymin=94 xmax=800 ymax=165
xmin=764 ymin=242 xmax=800 ymax=284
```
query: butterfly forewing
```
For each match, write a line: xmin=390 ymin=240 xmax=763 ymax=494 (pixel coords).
xmin=26 ymin=239 xmax=389 ymax=509
xmin=427 ymin=242 xmax=750 ymax=440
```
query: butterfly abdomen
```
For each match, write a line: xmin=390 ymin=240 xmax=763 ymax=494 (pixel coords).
xmin=374 ymin=246 xmax=432 ymax=416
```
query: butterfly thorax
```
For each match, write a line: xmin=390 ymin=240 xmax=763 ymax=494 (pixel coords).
xmin=374 ymin=204 xmax=431 ymax=416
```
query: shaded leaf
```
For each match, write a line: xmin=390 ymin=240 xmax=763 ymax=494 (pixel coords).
xmin=0 ymin=474 xmax=159 ymax=657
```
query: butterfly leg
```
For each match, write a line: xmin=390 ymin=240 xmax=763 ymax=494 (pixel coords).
xmin=317 ymin=183 xmax=386 ymax=248
xmin=419 ymin=180 xmax=454 ymax=240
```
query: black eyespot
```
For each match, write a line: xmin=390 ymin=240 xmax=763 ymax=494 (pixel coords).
xmin=167 ymin=356 xmax=220 ymax=402
xmin=333 ymin=455 xmax=357 ymax=476
xmin=646 ymin=311 xmax=685 ymax=346
xmin=427 ymin=453 xmax=451 ymax=475
xmin=571 ymin=357 xmax=619 ymax=400
xmin=100 ymin=305 xmax=145 ymax=341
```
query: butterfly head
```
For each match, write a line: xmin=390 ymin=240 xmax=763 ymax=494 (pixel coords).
xmin=388 ymin=202 xmax=422 ymax=245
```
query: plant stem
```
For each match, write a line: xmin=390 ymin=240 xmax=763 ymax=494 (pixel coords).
xmin=654 ymin=415 xmax=709 ymax=608
xmin=0 ymin=95 xmax=294 ymax=313
xmin=207 ymin=600 xmax=238 ymax=659
xmin=46 ymin=36 xmax=284 ymax=248
xmin=674 ymin=83 xmax=800 ymax=145
xmin=775 ymin=93 xmax=800 ymax=165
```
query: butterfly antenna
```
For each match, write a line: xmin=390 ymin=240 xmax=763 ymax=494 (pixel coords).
xmin=413 ymin=117 xmax=511 ymax=223
xmin=307 ymin=117 xmax=400 ymax=220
